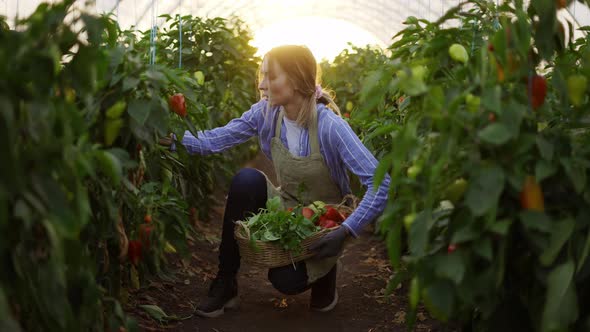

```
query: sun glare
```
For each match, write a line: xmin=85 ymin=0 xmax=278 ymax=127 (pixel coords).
xmin=250 ymin=16 xmax=384 ymax=63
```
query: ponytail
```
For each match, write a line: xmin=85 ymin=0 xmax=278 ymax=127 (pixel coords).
xmin=317 ymin=90 xmax=341 ymax=117
xmin=296 ymin=87 xmax=342 ymax=129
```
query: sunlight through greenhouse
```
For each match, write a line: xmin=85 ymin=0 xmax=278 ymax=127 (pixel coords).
xmin=1 ymin=1 xmax=590 ymax=331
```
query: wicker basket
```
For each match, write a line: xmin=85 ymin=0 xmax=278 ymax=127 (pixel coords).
xmin=234 ymin=197 xmax=356 ymax=268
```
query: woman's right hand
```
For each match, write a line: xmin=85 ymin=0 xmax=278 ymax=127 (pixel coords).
xmin=158 ymin=135 xmax=174 ymax=146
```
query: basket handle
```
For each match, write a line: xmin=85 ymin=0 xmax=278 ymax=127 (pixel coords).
xmin=335 ymin=193 xmax=359 ymax=210
xmin=234 ymin=220 xmax=251 ymax=240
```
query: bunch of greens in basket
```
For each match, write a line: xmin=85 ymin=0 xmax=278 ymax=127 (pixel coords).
xmin=239 ymin=197 xmax=320 ymax=255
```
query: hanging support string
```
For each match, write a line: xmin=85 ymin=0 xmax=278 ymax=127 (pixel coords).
xmin=493 ymin=0 xmax=501 ymax=30
xmin=178 ymin=13 xmax=182 ymax=68
xmin=471 ymin=16 xmax=478 ymax=56
xmin=566 ymin=0 xmax=584 ymax=37
xmin=149 ymin=0 xmax=157 ymax=67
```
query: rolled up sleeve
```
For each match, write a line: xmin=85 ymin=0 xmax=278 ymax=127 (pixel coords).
xmin=333 ymin=120 xmax=390 ymax=238
xmin=179 ymin=105 xmax=260 ymax=155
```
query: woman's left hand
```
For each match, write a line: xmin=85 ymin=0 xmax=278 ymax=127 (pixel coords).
xmin=309 ymin=226 xmax=350 ymax=259
xmin=158 ymin=135 xmax=174 ymax=146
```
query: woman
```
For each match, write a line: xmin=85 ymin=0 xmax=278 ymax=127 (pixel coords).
xmin=161 ymin=45 xmax=390 ymax=318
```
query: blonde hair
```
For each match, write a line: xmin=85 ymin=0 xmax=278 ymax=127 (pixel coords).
xmin=261 ymin=45 xmax=341 ymax=128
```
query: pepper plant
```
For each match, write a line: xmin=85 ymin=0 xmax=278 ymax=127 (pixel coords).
xmin=355 ymin=0 xmax=590 ymax=330
xmin=0 ymin=1 xmax=260 ymax=330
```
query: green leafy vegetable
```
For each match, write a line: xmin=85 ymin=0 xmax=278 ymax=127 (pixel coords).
xmin=239 ymin=197 xmax=321 ymax=255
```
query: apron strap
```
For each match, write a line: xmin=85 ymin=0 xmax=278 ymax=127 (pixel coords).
xmin=274 ymin=109 xmax=321 ymax=155
xmin=275 ymin=109 xmax=284 ymax=138
xmin=308 ymin=113 xmax=320 ymax=155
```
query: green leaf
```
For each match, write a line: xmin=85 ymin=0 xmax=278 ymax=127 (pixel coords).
xmin=473 ymin=238 xmax=493 ymax=261
xmin=183 ymin=116 xmax=199 ymax=139
xmin=519 ymin=211 xmax=552 ymax=233
xmin=139 ymin=304 xmax=170 ymax=322
xmin=263 ymin=230 xmax=279 ymax=241
xmin=146 ymin=98 xmax=169 ymax=136
xmin=108 ymin=148 xmax=134 ymax=169
xmin=113 ymin=301 xmax=125 ymax=320
xmin=266 ymin=196 xmax=282 ymax=211
xmin=399 ymin=76 xmax=428 ymax=96
xmin=128 ymin=100 xmax=152 ymax=125
xmin=487 ymin=219 xmax=512 ymax=236
xmin=435 ymin=254 xmax=465 ymax=284
xmin=514 ymin=133 xmax=537 ymax=156
xmin=478 ymin=123 xmax=512 ymax=145
xmin=422 ymin=280 xmax=454 ymax=322
xmin=540 ymin=219 xmax=575 ymax=266
xmin=0 ymin=287 xmax=22 ymax=332
xmin=95 ymin=150 xmax=122 ymax=186
xmin=535 ymin=160 xmax=557 ymax=182
xmin=481 ymin=85 xmax=501 ymax=113
xmin=409 ymin=211 xmax=434 ymax=257
xmin=465 ymin=165 xmax=505 ymax=216
xmin=536 ymin=136 xmax=554 ymax=160
xmin=374 ymin=152 xmax=393 ymax=192
xmin=425 ymin=85 xmax=445 ymax=113
xmin=360 ymin=69 xmax=392 ymax=111
xmin=145 ymin=69 xmax=167 ymax=83
xmin=122 ymin=77 xmax=140 ymax=91
xmin=81 ymin=14 xmax=104 ymax=45
xmin=577 ymin=228 xmax=590 ymax=273
xmin=451 ymin=223 xmax=481 ymax=243
xmin=385 ymin=212 xmax=402 ymax=269
xmin=541 ymin=261 xmax=578 ymax=332
xmin=501 ymin=101 xmax=525 ymax=138
xmin=561 ymin=159 xmax=586 ymax=194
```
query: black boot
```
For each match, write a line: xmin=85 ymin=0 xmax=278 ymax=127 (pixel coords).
xmin=195 ymin=274 xmax=239 ymax=318
xmin=310 ymin=261 xmax=340 ymax=312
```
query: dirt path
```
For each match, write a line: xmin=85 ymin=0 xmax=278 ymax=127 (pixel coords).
xmin=127 ymin=153 xmax=449 ymax=332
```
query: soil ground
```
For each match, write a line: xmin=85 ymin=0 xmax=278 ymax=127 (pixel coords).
xmin=126 ymin=152 xmax=454 ymax=332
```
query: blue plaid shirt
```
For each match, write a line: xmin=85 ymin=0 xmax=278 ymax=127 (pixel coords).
xmin=175 ymin=100 xmax=390 ymax=238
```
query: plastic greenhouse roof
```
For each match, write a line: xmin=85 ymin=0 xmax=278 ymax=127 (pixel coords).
xmin=3 ymin=1 xmax=589 ymax=50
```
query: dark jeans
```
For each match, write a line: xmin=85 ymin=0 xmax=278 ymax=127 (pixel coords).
xmin=218 ymin=168 xmax=313 ymax=295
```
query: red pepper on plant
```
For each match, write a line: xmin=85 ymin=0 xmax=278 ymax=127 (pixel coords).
xmin=488 ymin=113 xmax=497 ymax=122
xmin=189 ymin=207 xmax=198 ymax=226
xmin=528 ymin=75 xmax=547 ymax=110
xmin=139 ymin=224 xmax=153 ymax=250
xmin=128 ymin=240 xmax=142 ymax=266
xmin=189 ymin=207 xmax=197 ymax=220
xmin=520 ymin=175 xmax=544 ymax=211
xmin=168 ymin=93 xmax=199 ymax=138
xmin=496 ymin=63 xmax=505 ymax=82
xmin=168 ymin=93 xmax=187 ymax=117
xmin=447 ymin=244 xmax=457 ymax=253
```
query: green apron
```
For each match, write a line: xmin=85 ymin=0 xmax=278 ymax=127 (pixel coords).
xmin=263 ymin=109 xmax=343 ymax=283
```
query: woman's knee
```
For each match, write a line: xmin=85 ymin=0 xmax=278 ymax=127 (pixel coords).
xmin=229 ymin=168 xmax=266 ymax=194
xmin=267 ymin=264 xmax=308 ymax=295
